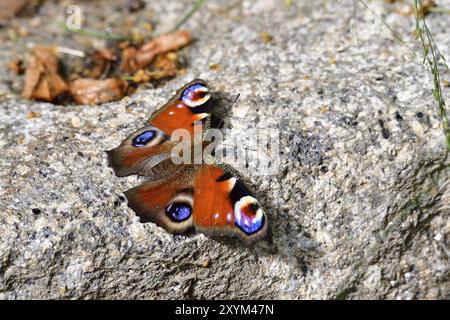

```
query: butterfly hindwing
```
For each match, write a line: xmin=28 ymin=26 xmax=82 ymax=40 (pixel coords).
xmin=124 ymin=166 xmax=196 ymax=233
xmin=193 ymin=165 xmax=267 ymax=243
xmin=124 ymin=164 xmax=267 ymax=243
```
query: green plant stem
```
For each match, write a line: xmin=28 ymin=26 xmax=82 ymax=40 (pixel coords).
xmin=358 ymin=0 xmax=410 ymax=47
xmin=414 ymin=0 xmax=450 ymax=149
xmin=61 ymin=23 xmax=129 ymax=41
xmin=171 ymin=0 xmax=206 ymax=32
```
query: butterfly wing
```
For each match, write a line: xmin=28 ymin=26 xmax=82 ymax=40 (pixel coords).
xmin=149 ymin=79 xmax=212 ymax=136
xmin=125 ymin=164 xmax=267 ymax=243
xmin=124 ymin=165 xmax=196 ymax=233
xmin=107 ymin=79 xmax=212 ymax=178
xmin=106 ymin=124 xmax=173 ymax=177
xmin=192 ymin=165 xmax=267 ymax=243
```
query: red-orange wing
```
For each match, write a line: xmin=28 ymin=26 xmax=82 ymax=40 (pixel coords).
xmin=192 ymin=165 xmax=268 ymax=243
xmin=107 ymin=79 xmax=211 ymax=177
xmin=124 ymin=167 xmax=195 ymax=233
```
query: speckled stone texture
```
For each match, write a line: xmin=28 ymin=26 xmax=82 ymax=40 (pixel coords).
xmin=0 ymin=0 xmax=449 ymax=299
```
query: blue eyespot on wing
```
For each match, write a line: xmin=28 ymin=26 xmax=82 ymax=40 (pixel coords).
xmin=132 ymin=130 xmax=155 ymax=147
xmin=166 ymin=202 xmax=192 ymax=222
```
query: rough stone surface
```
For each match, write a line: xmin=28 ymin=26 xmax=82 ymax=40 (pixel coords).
xmin=0 ymin=0 xmax=449 ymax=299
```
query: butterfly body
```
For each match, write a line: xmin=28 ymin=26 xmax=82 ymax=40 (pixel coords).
xmin=107 ymin=80 xmax=267 ymax=243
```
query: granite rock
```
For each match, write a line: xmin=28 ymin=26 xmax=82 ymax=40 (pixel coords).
xmin=0 ymin=0 xmax=449 ymax=299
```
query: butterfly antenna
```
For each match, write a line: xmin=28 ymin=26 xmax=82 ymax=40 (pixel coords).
xmin=217 ymin=93 xmax=241 ymax=129
xmin=231 ymin=93 xmax=241 ymax=107
xmin=219 ymin=143 xmax=259 ymax=153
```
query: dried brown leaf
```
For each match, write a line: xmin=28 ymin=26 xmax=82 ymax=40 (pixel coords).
xmin=121 ymin=30 xmax=191 ymax=73
xmin=70 ymin=78 xmax=128 ymax=105
xmin=149 ymin=52 xmax=180 ymax=80
xmin=119 ymin=46 xmax=139 ymax=74
xmin=0 ymin=0 xmax=28 ymax=25
xmin=84 ymin=48 xmax=116 ymax=79
xmin=22 ymin=47 xmax=69 ymax=102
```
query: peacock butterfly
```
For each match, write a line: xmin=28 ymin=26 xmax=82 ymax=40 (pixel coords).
xmin=107 ymin=80 xmax=267 ymax=243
